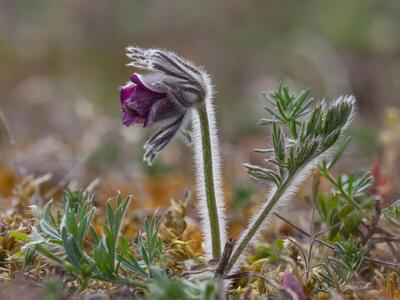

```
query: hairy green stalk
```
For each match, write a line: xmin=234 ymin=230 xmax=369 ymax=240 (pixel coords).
xmin=225 ymin=165 xmax=297 ymax=273
xmin=195 ymin=104 xmax=223 ymax=259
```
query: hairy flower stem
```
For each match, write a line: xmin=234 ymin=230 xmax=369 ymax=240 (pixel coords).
xmin=194 ymin=104 xmax=223 ymax=259
xmin=225 ymin=178 xmax=290 ymax=273
xmin=227 ymin=152 xmax=330 ymax=273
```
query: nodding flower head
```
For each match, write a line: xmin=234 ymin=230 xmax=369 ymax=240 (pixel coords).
xmin=120 ymin=47 xmax=211 ymax=164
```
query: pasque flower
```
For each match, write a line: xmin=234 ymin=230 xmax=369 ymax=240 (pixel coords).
xmin=120 ymin=47 xmax=227 ymax=259
xmin=120 ymin=47 xmax=208 ymax=164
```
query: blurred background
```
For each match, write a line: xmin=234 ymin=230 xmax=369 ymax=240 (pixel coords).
xmin=0 ymin=0 xmax=399 ymax=236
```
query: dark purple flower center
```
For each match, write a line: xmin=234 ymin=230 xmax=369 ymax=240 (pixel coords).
xmin=120 ymin=74 xmax=166 ymax=127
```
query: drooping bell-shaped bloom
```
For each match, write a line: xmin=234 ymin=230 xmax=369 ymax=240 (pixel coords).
xmin=119 ymin=47 xmax=211 ymax=164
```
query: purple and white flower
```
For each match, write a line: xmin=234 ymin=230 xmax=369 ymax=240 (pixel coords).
xmin=120 ymin=47 xmax=210 ymax=164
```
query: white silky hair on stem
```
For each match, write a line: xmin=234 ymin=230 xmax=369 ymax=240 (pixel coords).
xmin=191 ymin=76 xmax=227 ymax=259
xmin=229 ymin=154 xmax=326 ymax=274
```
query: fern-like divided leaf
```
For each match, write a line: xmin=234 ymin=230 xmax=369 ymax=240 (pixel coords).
xmin=260 ymin=84 xmax=313 ymax=139
xmin=226 ymin=85 xmax=356 ymax=274
xmin=318 ymin=155 xmax=374 ymax=240
xmin=318 ymin=239 xmax=367 ymax=290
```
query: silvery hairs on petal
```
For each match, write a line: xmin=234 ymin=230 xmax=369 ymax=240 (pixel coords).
xmin=126 ymin=47 xmax=211 ymax=165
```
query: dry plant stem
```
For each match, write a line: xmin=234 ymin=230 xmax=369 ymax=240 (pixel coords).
xmin=106 ymin=277 xmax=147 ymax=290
xmin=215 ymin=239 xmax=236 ymax=278
xmin=224 ymin=271 xmax=275 ymax=284
xmin=225 ymin=271 xmax=298 ymax=299
xmin=288 ymin=237 xmax=308 ymax=268
xmin=386 ymin=242 xmax=400 ymax=263
xmin=0 ymin=109 xmax=15 ymax=145
xmin=372 ymin=237 xmax=400 ymax=243
xmin=0 ymin=108 xmax=18 ymax=180
xmin=374 ymin=226 xmax=400 ymax=238
xmin=276 ymin=212 xmax=400 ymax=268
xmin=274 ymin=212 xmax=337 ymax=249
xmin=365 ymin=257 xmax=399 ymax=267
xmin=196 ymin=104 xmax=222 ymax=259
xmin=361 ymin=197 xmax=382 ymax=245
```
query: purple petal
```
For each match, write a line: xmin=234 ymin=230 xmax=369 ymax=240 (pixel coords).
xmin=120 ymin=73 xmax=175 ymax=128
xmin=121 ymin=106 xmax=145 ymax=126
xmin=127 ymin=89 xmax=159 ymax=117
xmin=120 ymin=83 xmax=136 ymax=104
xmin=126 ymin=74 xmax=167 ymax=121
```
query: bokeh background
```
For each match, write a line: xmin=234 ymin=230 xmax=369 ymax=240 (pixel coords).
xmin=0 ymin=0 xmax=399 ymax=236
